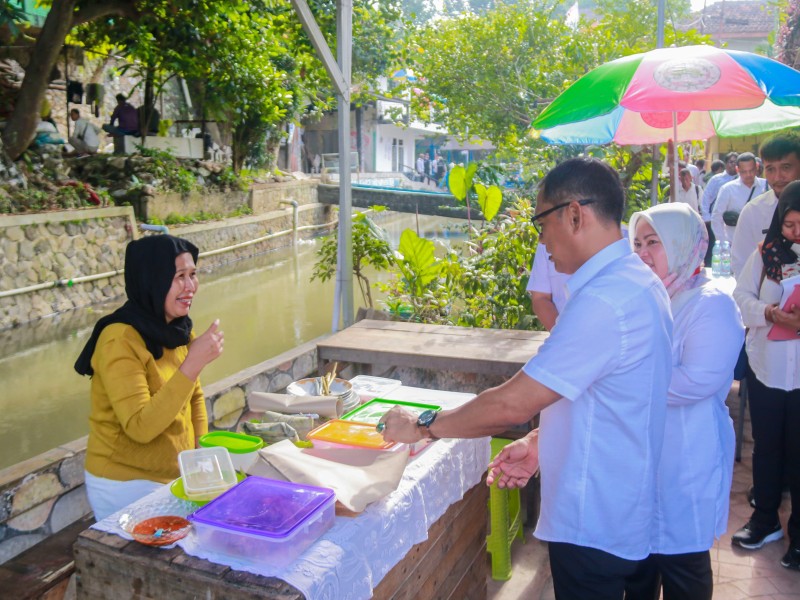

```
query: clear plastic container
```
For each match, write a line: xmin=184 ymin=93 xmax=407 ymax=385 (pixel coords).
xmin=348 ymin=376 xmax=401 ymax=403
xmin=189 ymin=476 xmax=335 ymax=568
xmin=198 ymin=431 xmax=264 ymax=472
xmin=178 ymin=447 xmax=238 ymax=502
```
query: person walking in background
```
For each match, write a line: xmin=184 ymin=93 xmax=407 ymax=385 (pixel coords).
xmin=701 ymin=153 xmax=739 ymax=265
xmin=732 ymin=181 xmax=800 ymax=571
xmin=674 ymin=168 xmax=702 ymax=213
xmin=624 ymin=204 xmax=743 ymax=600
xmin=732 ymin=135 xmax=800 ymax=276
xmin=75 ymin=235 xmax=224 ymax=521
xmin=712 ymin=152 xmax=766 ymax=246
xmin=380 ymin=157 xmax=673 ymax=599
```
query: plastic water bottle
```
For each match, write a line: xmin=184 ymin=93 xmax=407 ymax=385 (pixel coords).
xmin=711 ymin=240 xmax=722 ymax=277
xmin=721 ymin=241 xmax=732 ymax=277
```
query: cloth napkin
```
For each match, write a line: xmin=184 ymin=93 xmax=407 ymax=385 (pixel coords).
xmin=248 ymin=392 xmax=343 ymax=418
xmin=247 ymin=439 xmax=409 ymax=512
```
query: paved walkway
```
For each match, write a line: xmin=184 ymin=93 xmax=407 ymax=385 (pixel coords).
xmin=488 ymin=382 xmax=800 ymax=599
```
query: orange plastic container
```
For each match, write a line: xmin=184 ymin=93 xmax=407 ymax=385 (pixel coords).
xmin=306 ymin=419 xmax=396 ymax=450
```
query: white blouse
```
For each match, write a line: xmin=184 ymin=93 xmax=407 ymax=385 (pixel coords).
xmin=734 ymin=250 xmax=800 ymax=391
xmin=651 ymin=278 xmax=743 ymax=554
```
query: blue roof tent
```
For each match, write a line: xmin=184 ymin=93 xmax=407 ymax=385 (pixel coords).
xmin=13 ymin=0 xmax=49 ymax=28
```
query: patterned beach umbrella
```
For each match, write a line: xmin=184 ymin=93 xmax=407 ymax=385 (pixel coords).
xmin=532 ymin=45 xmax=800 ymax=145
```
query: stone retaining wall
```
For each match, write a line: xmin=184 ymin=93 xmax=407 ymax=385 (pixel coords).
xmin=0 ymin=197 xmax=335 ymax=330
xmin=0 ymin=207 xmax=136 ymax=329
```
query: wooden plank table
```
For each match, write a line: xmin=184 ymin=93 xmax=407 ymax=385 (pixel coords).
xmin=73 ymin=482 xmax=488 ymax=600
xmin=317 ymin=320 xmax=548 ymax=378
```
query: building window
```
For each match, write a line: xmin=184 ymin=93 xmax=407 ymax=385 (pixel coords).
xmin=392 ymin=138 xmax=404 ymax=172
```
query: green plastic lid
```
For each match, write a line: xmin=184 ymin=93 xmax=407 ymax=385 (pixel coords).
xmin=199 ymin=431 xmax=264 ymax=454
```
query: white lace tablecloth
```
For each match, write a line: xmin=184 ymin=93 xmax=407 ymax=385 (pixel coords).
xmin=92 ymin=387 xmax=490 ymax=600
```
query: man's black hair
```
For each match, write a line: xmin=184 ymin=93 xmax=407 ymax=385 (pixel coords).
xmin=760 ymin=134 xmax=800 ymax=163
xmin=537 ymin=157 xmax=624 ymax=225
xmin=725 ymin=151 xmax=739 ymax=162
xmin=679 ymin=168 xmax=692 ymax=177
xmin=696 ymin=158 xmax=705 ymax=170
xmin=710 ymin=160 xmax=725 ymax=173
xmin=737 ymin=152 xmax=756 ymax=166
xmin=115 ymin=93 xmax=127 ymax=103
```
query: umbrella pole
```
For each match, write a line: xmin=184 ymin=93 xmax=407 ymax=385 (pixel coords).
xmin=650 ymin=145 xmax=659 ymax=206
xmin=670 ymin=112 xmax=678 ymax=203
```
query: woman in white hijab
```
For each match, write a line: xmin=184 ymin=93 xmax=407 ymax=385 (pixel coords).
xmin=625 ymin=203 xmax=744 ymax=600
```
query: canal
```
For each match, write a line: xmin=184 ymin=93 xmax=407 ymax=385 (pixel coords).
xmin=0 ymin=213 xmax=465 ymax=470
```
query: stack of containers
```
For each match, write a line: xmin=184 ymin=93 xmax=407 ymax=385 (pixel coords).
xmin=198 ymin=431 xmax=264 ymax=472
xmin=178 ymin=447 xmax=239 ymax=502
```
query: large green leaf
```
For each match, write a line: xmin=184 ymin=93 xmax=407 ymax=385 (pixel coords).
xmin=464 ymin=162 xmax=478 ymax=194
xmin=448 ymin=165 xmax=467 ymax=201
xmin=398 ymin=229 xmax=440 ymax=295
xmin=475 ymin=184 xmax=503 ymax=221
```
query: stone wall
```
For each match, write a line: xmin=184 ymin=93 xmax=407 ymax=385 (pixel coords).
xmin=0 ymin=207 xmax=136 ymax=329
xmin=0 ymin=192 xmax=335 ymax=330
xmin=250 ymin=180 xmax=318 ymax=214
xmin=318 ymin=183 xmax=481 ymax=220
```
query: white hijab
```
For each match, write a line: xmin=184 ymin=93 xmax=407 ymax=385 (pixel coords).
xmin=629 ymin=203 xmax=709 ymax=303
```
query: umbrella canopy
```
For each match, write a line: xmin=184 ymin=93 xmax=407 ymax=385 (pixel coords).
xmin=532 ymin=45 xmax=800 ymax=145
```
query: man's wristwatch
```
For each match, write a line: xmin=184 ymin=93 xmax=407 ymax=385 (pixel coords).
xmin=417 ymin=409 xmax=439 ymax=440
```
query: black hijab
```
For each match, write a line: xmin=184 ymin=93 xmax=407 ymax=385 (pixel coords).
xmin=761 ymin=180 xmax=800 ymax=282
xmin=74 ymin=235 xmax=200 ymax=376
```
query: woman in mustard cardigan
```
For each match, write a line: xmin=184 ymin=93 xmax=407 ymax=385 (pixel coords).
xmin=75 ymin=235 xmax=224 ymax=520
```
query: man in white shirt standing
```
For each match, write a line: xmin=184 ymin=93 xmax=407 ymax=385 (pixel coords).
xmin=379 ymin=157 xmax=673 ymax=599
xmin=732 ymin=135 xmax=800 ymax=276
xmin=711 ymin=152 xmax=766 ymax=245
xmin=701 ymin=153 xmax=738 ymax=265
xmin=527 ymin=243 xmax=570 ymax=331
xmin=675 ymin=168 xmax=702 ymax=213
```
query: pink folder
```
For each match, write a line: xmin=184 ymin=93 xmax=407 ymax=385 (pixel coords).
xmin=767 ymin=284 xmax=800 ymax=341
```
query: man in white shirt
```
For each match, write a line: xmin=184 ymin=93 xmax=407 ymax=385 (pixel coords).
xmin=415 ymin=154 xmax=425 ymax=182
xmin=732 ymin=135 xmax=800 ymax=276
xmin=67 ymin=109 xmax=99 ymax=155
xmin=675 ymin=168 xmax=702 ymax=213
xmin=527 ymin=242 xmax=570 ymax=331
xmin=701 ymin=153 xmax=738 ymax=265
xmin=379 ymin=157 xmax=673 ymax=599
xmin=711 ymin=152 xmax=766 ymax=244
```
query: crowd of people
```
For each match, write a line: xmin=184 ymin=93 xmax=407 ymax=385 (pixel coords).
xmin=380 ymin=134 xmax=800 ymax=599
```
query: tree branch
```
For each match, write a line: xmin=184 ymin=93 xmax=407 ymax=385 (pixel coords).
xmin=73 ymin=0 xmax=139 ymax=27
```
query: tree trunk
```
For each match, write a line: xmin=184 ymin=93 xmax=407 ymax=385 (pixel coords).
xmin=1 ymin=0 xmax=138 ymax=160
xmin=2 ymin=0 xmax=78 ymax=159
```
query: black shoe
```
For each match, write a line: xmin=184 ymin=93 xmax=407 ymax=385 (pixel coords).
xmin=781 ymin=545 xmax=800 ymax=571
xmin=732 ymin=520 xmax=783 ymax=550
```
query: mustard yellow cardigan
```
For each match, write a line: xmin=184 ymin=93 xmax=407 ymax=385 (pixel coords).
xmin=85 ymin=323 xmax=208 ymax=483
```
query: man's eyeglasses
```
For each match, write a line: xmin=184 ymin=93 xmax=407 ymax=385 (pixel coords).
xmin=531 ymin=199 xmax=595 ymax=234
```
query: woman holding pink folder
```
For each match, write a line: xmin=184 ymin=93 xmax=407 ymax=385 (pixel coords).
xmin=732 ymin=180 xmax=800 ymax=571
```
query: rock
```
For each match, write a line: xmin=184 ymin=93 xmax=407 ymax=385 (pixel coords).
xmin=11 ymin=473 xmax=64 ymax=516
xmin=108 ymin=156 xmax=127 ymax=170
xmin=196 ymin=167 xmax=211 ymax=178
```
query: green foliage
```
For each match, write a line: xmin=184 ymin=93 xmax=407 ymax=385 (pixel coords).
xmin=136 ymin=146 xmax=197 ymax=193
xmin=447 ymin=161 xmax=504 ymax=225
xmin=377 ymin=197 xmax=540 ymax=330
xmin=1 ymin=184 xmax=107 ymax=214
xmin=311 ymin=208 xmax=396 ymax=308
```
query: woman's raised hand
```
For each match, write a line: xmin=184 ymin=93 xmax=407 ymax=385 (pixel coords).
xmin=180 ymin=319 xmax=224 ymax=380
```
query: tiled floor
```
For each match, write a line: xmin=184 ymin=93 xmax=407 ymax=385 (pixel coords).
xmin=488 ymin=382 xmax=800 ymax=599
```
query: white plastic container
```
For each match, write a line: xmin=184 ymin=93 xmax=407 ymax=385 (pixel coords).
xmin=348 ymin=375 xmax=401 ymax=403
xmin=189 ymin=476 xmax=336 ymax=568
xmin=178 ymin=447 xmax=238 ymax=502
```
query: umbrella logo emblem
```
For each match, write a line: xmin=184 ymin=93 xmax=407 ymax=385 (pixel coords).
xmin=653 ymin=58 xmax=721 ymax=93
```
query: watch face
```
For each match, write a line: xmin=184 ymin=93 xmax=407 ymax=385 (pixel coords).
xmin=417 ymin=409 xmax=437 ymax=428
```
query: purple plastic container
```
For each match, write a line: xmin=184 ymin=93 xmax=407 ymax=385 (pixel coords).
xmin=189 ymin=476 xmax=335 ymax=568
